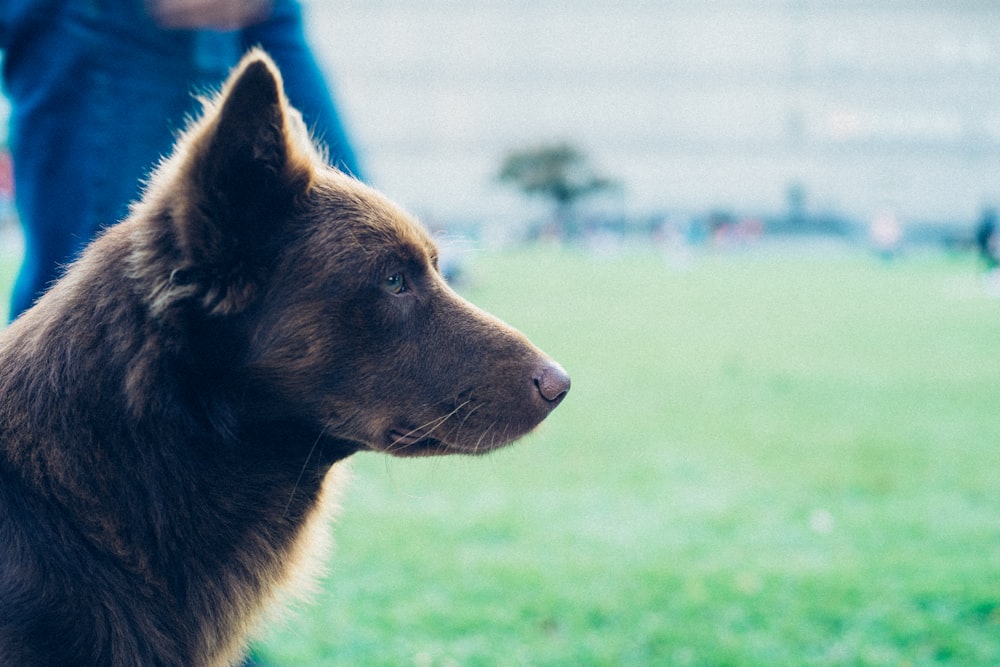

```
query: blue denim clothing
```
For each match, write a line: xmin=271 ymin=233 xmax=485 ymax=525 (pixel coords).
xmin=0 ymin=0 xmax=361 ymax=320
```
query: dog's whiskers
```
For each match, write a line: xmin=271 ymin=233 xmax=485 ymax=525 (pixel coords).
xmin=471 ymin=421 xmax=498 ymax=455
xmin=387 ymin=399 xmax=473 ymax=452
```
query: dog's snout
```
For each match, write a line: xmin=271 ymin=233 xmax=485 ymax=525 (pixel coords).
xmin=534 ymin=361 xmax=571 ymax=405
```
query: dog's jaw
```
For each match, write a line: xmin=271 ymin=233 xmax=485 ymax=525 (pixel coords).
xmin=380 ymin=361 xmax=570 ymax=458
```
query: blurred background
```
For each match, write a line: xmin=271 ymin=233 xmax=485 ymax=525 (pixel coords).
xmin=2 ymin=2 xmax=1000 ymax=665
xmin=300 ymin=0 xmax=1000 ymax=247
xmin=3 ymin=0 xmax=1000 ymax=245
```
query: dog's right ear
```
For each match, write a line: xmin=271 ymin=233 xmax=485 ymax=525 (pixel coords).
xmin=148 ymin=50 xmax=316 ymax=315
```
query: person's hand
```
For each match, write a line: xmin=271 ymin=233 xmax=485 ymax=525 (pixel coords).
xmin=147 ymin=0 xmax=273 ymax=30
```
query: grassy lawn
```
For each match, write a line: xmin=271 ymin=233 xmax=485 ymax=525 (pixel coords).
xmin=250 ymin=244 xmax=1000 ymax=666
xmin=4 ymin=242 xmax=999 ymax=665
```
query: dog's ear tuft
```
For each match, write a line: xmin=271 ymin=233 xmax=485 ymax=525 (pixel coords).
xmin=170 ymin=50 xmax=315 ymax=315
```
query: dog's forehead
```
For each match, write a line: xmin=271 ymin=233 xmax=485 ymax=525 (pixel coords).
xmin=308 ymin=173 xmax=438 ymax=265
xmin=374 ymin=201 xmax=435 ymax=253
xmin=357 ymin=199 xmax=437 ymax=265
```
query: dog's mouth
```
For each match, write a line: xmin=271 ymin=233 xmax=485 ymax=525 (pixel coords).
xmin=383 ymin=424 xmax=520 ymax=458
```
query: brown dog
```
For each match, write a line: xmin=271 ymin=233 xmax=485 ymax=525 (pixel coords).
xmin=0 ymin=51 xmax=568 ymax=666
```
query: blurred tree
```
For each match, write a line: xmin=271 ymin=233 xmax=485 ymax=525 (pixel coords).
xmin=498 ymin=142 xmax=617 ymax=239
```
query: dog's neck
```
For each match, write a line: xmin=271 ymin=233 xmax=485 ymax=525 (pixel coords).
xmin=0 ymin=231 xmax=354 ymax=665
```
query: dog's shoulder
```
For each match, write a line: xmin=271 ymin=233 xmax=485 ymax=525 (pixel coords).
xmin=0 ymin=51 xmax=342 ymax=667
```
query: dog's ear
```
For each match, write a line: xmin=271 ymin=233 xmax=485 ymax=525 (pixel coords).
xmin=166 ymin=50 xmax=315 ymax=315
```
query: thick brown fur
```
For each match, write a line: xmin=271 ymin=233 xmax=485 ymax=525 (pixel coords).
xmin=0 ymin=50 xmax=569 ymax=667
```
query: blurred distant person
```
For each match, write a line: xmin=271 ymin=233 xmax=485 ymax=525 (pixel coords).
xmin=869 ymin=207 xmax=902 ymax=261
xmin=0 ymin=0 xmax=362 ymax=321
xmin=975 ymin=207 xmax=1000 ymax=296
xmin=975 ymin=207 xmax=999 ymax=271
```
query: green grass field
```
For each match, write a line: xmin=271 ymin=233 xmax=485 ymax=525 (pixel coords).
xmin=247 ymin=244 xmax=999 ymax=666
xmin=6 ymin=242 xmax=1000 ymax=665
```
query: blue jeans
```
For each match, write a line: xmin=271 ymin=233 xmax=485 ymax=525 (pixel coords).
xmin=0 ymin=0 xmax=361 ymax=320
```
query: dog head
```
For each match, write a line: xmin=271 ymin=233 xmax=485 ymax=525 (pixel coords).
xmin=128 ymin=51 xmax=568 ymax=457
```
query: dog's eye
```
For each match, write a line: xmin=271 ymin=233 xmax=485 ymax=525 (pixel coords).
xmin=382 ymin=273 xmax=406 ymax=295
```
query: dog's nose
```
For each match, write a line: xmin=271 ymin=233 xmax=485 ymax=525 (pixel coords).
xmin=534 ymin=361 xmax=571 ymax=405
